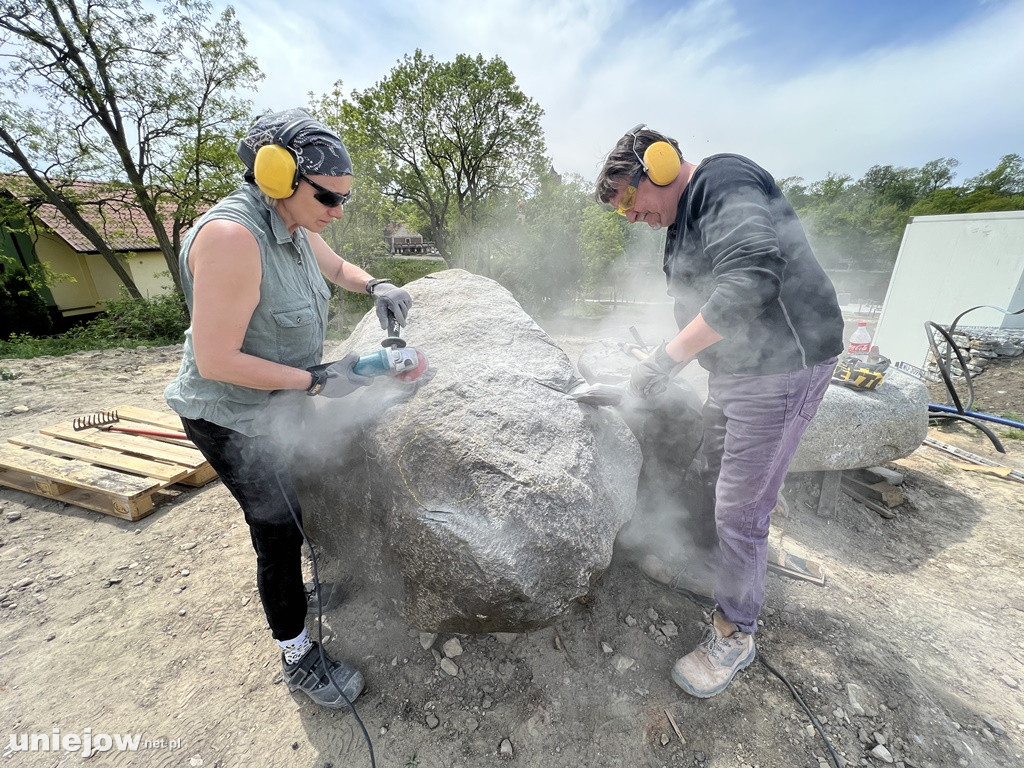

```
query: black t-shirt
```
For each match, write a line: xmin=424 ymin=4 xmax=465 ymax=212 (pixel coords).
xmin=664 ymin=153 xmax=844 ymax=375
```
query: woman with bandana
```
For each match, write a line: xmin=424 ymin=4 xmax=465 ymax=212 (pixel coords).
xmin=165 ymin=108 xmax=412 ymax=708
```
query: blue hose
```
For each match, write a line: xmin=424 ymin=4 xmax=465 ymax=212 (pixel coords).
xmin=928 ymin=403 xmax=1024 ymax=430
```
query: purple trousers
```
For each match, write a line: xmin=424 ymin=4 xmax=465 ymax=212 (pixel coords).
xmin=699 ymin=358 xmax=835 ymax=634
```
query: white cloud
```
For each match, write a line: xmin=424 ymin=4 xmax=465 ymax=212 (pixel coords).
xmin=230 ymin=0 xmax=1024 ymax=185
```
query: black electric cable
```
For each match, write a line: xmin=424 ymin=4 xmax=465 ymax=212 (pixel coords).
xmin=275 ymin=470 xmax=376 ymax=768
xmin=924 ymin=303 xmax=1024 ymax=452
xmin=759 ymin=653 xmax=844 ymax=768
xmin=924 ymin=320 xmax=971 ymax=414
xmin=926 ymin=410 xmax=1006 ymax=454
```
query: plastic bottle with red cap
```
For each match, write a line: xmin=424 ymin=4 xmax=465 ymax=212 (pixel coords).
xmin=847 ymin=320 xmax=872 ymax=360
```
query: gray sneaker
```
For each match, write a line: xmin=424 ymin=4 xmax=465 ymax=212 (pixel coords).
xmin=671 ymin=613 xmax=755 ymax=698
xmin=282 ymin=642 xmax=364 ymax=709
xmin=639 ymin=553 xmax=715 ymax=606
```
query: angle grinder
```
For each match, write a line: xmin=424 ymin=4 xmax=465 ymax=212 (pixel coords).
xmin=352 ymin=310 xmax=429 ymax=382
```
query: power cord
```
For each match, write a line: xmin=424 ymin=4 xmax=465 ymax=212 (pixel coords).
xmin=275 ymin=470 xmax=376 ymax=768
xmin=925 ymin=302 xmax=1024 ymax=453
xmin=759 ymin=653 xmax=843 ymax=768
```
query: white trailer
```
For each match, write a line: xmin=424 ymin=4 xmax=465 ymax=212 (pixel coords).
xmin=872 ymin=210 xmax=1024 ymax=367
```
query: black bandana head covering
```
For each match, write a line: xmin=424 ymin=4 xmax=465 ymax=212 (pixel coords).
xmin=237 ymin=107 xmax=353 ymax=177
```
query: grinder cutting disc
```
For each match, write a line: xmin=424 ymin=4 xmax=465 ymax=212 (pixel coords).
xmin=396 ymin=350 xmax=429 ymax=382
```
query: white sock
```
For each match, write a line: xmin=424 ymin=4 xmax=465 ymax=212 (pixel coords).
xmin=278 ymin=629 xmax=313 ymax=665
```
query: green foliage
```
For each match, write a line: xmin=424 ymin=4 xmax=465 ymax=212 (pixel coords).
xmin=0 ymin=0 xmax=261 ymax=293
xmin=87 ymin=291 xmax=189 ymax=344
xmin=791 ymin=155 xmax=1023 ymax=274
xmin=0 ymin=291 xmax=188 ymax=359
xmin=317 ymin=50 xmax=547 ymax=262
xmin=326 ymin=256 xmax=447 ymax=338
xmin=579 ymin=205 xmax=626 ymax=293
xmin=0 ymin=267 xmax=53 ymax=337
xmin=310 ymin=85 xmax=402 ymax=265
xmin=449 ymin=174 xmax=597 ymax=316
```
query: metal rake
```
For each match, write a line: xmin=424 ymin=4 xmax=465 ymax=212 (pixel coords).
xmin=72 ymin=409 xmax=188 ymax=440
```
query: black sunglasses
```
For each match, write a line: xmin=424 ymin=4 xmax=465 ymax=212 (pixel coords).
xmin=300 ymin=175 xmax=351 ymax=208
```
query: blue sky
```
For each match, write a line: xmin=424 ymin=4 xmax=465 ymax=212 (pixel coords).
xmin=225 ymin=0 xmax=1023 ymax=187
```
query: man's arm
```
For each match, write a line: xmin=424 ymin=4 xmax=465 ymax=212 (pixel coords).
xmin=665 ymin=313 xmax=724 ymax=363
xmin=694 ymin=158 xmax=787 ymax=340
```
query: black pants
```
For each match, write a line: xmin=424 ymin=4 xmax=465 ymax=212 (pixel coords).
xmin=181 ymin=417 xmax=307 ymax=641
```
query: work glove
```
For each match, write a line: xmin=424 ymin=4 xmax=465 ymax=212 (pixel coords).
xmin=306 ymin=353 xmax=373 ymax=398
xmin=629 ymin=342 xmax=688 ymax=400
xmin=368 ymin=280 xmax=413 ymax=329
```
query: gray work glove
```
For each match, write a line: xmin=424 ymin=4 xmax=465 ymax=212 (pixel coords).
xmin=306 ymin=352 xmax=373 ymax=398
xmin=369 ymin=280 xmax=413 ymax=329
xmin=629 ymin=342 xmax=688 ymax=399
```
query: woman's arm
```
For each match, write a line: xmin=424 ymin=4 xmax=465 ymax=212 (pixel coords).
xmin=308 ymin=232 xmax=375 ymax=293
xmin=189 ymin=219 xmax=316 ymax=391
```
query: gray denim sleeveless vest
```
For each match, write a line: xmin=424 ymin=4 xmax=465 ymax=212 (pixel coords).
xmin=164 ymin=185 xmax=330 ymax=436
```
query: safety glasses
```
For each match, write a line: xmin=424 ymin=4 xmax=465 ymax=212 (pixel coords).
xmin=301 ymin=175 xmax=351 ymax=208
xmin=613 ymin=123 xmax=649 ymax=215
xmin=615 ymin=167 xmax=645 ymax=216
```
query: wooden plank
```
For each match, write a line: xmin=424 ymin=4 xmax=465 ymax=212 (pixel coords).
xmin=816 ymin=470 xmax=842 ymax=518
xmin=113 ymin=405 xmax=188 ymax=432
xmin=0 ymin=466 xmax=154 ymax=521
xmin=0 ymin=445 xmax=161 ymax=496
xmin=841 ymin=474 xmax=904 ymax=508
xmin=175 ymin=464 xmax=219 ymax=487
xmin=0 ymin=407 xmax=217 ymax=521
xmin=40 ymin=423 xmax=207 ymax=468
xmin=841 ymin=482 xmax=897 ymax=519
xmin=7 ymin=432 xmax=190 ymax=483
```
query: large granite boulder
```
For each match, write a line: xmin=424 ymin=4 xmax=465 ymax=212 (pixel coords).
xmin=790 ymin=368 xmax=930 ymax=472
xmin=297 ymin=270 xmax=642 ymax=633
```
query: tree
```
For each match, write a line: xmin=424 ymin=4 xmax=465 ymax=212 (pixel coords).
xmin=308 ymin=84 xmax=401 ymax=265
xmin=789 ymin=154 xmax=1022 ymax=280
xmin=579 ymin=204 xmax=625 ymax=298
xmin=327 ymin=50 xmax=547 ymax=264
xmin=0 ymin=0 xmax=261 ymax=294
xmin=965 ymin=154 xmax=1024 ymax=196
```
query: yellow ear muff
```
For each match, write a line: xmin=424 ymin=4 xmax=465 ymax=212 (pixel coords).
xmin=253 ymin=143 xmax=300 ymax=199
xmin=643 ymin=141 xmax=681 ymax=186
xmin=251 ymin=117 xmax=319 ymax=199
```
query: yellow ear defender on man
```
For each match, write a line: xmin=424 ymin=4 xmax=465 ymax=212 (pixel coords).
xmin=627 ymin=123 xmax=682 ymax=186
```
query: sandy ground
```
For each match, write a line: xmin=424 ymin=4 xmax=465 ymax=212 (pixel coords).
xmin=1 ymin=331 xmax=1023 ymax=768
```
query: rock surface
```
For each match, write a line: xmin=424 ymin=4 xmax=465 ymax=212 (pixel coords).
xmin=791 ymin=367 xmax=930 ymax=472
xmin=299 ymin=270 xmax=642 ymax=632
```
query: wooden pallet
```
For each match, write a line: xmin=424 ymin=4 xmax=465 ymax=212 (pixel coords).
xmin=0 ymin=406 xmax=217 ymax=521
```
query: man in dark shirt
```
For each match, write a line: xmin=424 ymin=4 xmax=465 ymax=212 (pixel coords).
xmin=595 ymin=125 xmax=844 ymax=698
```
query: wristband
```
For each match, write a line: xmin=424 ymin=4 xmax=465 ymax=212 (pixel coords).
xmin=306 ymin=367 xmax=328 ymax=396
xmin=365 ymin=278 xmax=392 ymax=295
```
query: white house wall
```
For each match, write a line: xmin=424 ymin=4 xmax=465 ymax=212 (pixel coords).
xmin=34 ymin=231 xmax=100 ymax=315
xmin=873 ymin=211 xmax=1024 ymax=368
xmin=125 ymin=251 xmax=175 ymax=298
xmin=37 ymin=230 xmax=174 ymax=316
